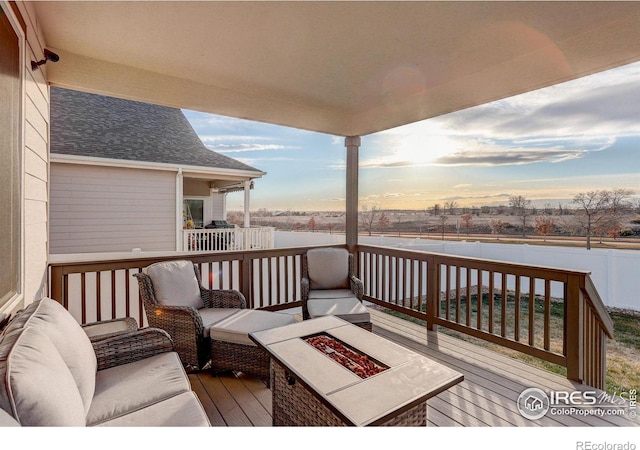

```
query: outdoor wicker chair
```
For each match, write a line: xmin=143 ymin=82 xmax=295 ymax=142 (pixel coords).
xmin=134 ymin=260 xmax=246 ymax=371
xmin=301 ymin=247 xmax=371 ymax=330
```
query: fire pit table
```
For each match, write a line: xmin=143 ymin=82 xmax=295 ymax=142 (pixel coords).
xmin=249 ymin=315 xmax=463 ymax=426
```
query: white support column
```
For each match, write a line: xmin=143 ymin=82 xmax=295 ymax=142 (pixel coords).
xmin=176 ymin=168 xmax=184 ymax=251
xmin=243 ymin=180 xmax=251 ymax=228
xmin=345 ymin=136 xmax=360 ymax=252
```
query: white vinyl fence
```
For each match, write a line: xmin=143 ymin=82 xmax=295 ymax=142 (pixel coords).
xmin=275 ymin=231 xmax=640 ymax=311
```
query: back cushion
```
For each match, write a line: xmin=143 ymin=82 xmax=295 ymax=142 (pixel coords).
xmin=2 ymin=327 xmax=86 ymax=426
xmin=22 ymin=298 xmax=97 ymax=415
xmin=145 ymin=260 xmax=204 ymax=310
xmin=307 ymin=248 xmax=350 ymax=290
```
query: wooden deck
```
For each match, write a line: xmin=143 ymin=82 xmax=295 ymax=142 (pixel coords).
xmin=189 ymin=309 xmax=639 ymax=427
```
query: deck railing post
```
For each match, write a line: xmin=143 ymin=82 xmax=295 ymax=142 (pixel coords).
xmin=565 ymin=274 xmax=584 ymax=384
xmin=242 ymin=252 xmax=253 ymax=309
xmin=49 ymin=265 xmax=65 ymax=307
xmin=426 ymin=257 xmax=438 ymax=331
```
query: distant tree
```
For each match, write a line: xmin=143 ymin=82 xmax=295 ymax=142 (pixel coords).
xmin=307 ymin=216 xmax=318 ymax=232
xmin=489 ymin=219 xmax=508 ymax=237
xmin=378 ymin=212 xmax=390 ymax=234
xmin=326 ymin=222 xmax=335 ymax=234
xmin=394 ymin=213 xmax=404 ymax=236
xmin=438 ymin=214 xmax=449 ymax=240
xmin=444 ymin=200 xmax=458 ymax=215
xmin=460 ymin=213 xmax=474 ymax=235
xmin=534 ymin=215 xmax=556 ymax=241
xmin=360 ymin=204 xmax=380 ymax=236
xmin=509 ymin=195 xmax=532 ymax=237
xmin=571 ymin=189 xmax=633 ymax=249
xmin=432 ymin=204 xmax=441 ymax=216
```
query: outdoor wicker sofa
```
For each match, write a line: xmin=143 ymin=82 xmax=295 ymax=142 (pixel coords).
xmin=134 ymin=260 xmax=247 ymax=370
xmin=0 ymin=297 xmax=210 ymax=426
xmin=301 ymin=247 xmax=372 ymax=330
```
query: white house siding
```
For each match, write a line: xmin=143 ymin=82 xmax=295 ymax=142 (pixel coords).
xmin=212 ymin=192 xmax=226 ymax=220
xmin=16 ymin=2 xmax=49 ymax=308
xmin=50 ymin=164 xmax=176 ymax=253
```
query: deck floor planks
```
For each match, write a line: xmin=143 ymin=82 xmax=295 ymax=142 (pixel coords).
xmin=190 ymin=310 xmax=638 ymax=427
xmin=218 ymin=375 xmax=272 ymax=426
xmin=370 ymin=309 xmax=638 ymax=427
xmin=197 ymin=372 xmax=254 ymax=426
xmin=188 ymin=373 xmax=226 ymax=426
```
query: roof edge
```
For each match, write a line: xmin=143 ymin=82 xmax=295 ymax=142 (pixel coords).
xmin=51 ymin=153 xmax=266 ymax=179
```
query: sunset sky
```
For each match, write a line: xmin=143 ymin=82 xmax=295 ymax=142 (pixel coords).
xmin=183 ymin=61 xmax=640 ymax=212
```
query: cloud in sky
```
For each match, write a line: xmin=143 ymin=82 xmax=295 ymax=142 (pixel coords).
xmin=364 ymin=61 xmax=640 ymax=170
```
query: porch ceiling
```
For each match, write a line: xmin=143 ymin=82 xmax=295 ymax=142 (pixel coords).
xmin=34 ymin=1 xmax=640 ymax=137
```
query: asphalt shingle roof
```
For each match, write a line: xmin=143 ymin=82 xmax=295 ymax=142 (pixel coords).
xmin=50 ymin=87 xmax=261 ymax=173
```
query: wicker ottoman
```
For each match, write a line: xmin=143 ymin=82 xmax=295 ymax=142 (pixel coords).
xmin=210 ymin=309 xmax=297 ymax=381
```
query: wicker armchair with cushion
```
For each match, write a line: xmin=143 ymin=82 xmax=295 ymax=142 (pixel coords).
xmin=134 ymin=260 xmax=246 ymax=371
xmin=301 ymin=247 xmax=371 ymax=330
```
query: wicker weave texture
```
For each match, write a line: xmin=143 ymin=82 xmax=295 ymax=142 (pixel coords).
xmin=210 ymin=339 xmax=271 ymax=381
xmin=272 ymin=363 xmax=427 ymax=426
xmin=92 ymin=328 xmax=175 ymax=371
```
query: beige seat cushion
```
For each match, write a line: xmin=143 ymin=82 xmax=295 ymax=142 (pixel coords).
xmin=96 ymin=392 xmax=210 ymax=427
xmin=309 ymin=289 xmax=354 ymax=299
xmin=87 ymin=352 xmax=191 ymax=426
xmin=307 ymin=248 xmax=350 ymax=290
xmin=210 ymin=310 xmax=297 ymax=346
xmin=144 ymin=260 xmax=204 ymax=310
xmin=307 ymin=298 xmax=370 ymax=324
xmin=199 ymin=307 xmax=243 ymax=338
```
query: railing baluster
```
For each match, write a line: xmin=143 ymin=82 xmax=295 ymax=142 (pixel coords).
xmin=455 ymin=266 xmax=461 ymax=324
xmin=529 ymin=276 xmax=536 ymax=346
xmin=465 ymin=267 xmax=471 ymax=327
xmin=544 ymin=279 xmax=551 ymax=351
xmin=501 ymin=273 xmax=507 ymax=338
xmin=445 ymin=265 xmax=451 ymax=320
xmin=476 ymin=269 xmax=483 ymax=331
xmin=488 ymin=271 xmax=494 ymax=334
xmin=514 ymin=275 xmax=521 ymax=342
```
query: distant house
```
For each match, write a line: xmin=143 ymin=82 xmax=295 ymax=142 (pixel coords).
xmin=49 ymin=87 xmax=265 ymax=254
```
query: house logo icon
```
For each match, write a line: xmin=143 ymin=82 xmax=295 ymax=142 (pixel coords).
xmin=517 ymin=388 xmax=550 ymax=420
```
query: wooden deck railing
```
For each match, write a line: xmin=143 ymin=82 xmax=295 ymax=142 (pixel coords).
xmin=357 ymin=244 xmax=614 ymax=390
xmin=48 ymin=243 xmax=614 ymax=389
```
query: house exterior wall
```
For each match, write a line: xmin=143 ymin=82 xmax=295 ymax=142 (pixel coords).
xmin=50 ymin=163 xmax=176 ymax=253
xmin=9 ymin=2 xmax=49 ymax=312
xmin=212 ymin=192 xmax=226 ymax=220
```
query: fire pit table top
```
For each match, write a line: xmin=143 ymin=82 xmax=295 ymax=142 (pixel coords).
xmin=250 ymin=315 xmax=464 ymax=426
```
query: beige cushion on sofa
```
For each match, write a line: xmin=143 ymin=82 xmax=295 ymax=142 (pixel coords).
xmin=307 ymin=248 xmax=350 ymax=290
xmin=96 ymin=391 xmax=210 ymax=427
xmin=22 ymin=298 xmax=97 ymax=414
xmin=307 ymin=297 xmax=370 ymax=324
xmin=210 ymin=309 xmax=297 ymax=346
xmin=145 ymin=260 xmax=204 ymax=310
xmin=5 ymin=327 xmax=86 ymax=426
xmin=87 ymin=352 xmax=191 ymax=426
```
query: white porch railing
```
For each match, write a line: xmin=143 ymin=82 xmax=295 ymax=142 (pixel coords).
xmin=183 ymin=227 xmax=275 ymax=252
